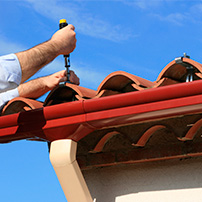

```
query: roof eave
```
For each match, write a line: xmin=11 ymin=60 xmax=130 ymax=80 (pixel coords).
xmin=1 ymin=80 xmax=202 ymax=143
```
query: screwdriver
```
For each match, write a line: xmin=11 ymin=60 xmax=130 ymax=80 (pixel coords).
xmin=59 ymin=19 xmax=71 ymax=82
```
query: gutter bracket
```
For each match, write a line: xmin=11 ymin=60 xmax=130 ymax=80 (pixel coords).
xmin=175 ymin=53 xmax=194 ymax=82
xmin=49 ymin=139 xmax=93 ymax=202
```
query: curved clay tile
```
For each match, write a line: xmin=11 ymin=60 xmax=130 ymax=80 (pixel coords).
xmin=44 ymin=83 xmax=96 ymax=106
xmin=1 ymin=97 xmax=43 ymax=116
xmin=96 ymin=71 xmax=154 ymax=93
xmin=90 ymin=130 xmax=134 ymax=153
xmin=134 ymin=125 xmax=166 ymax=147
xmin=156 ymin=58 xmax=202 ymax=83
xmin=183 ymin=57 xmax=202 ymax=70
xmin=153 ymin=78 xmax=180 ymax=88
xmin=65 ymin=83 xmax=97 ymax=98
xmin=44 ymin=71 xmax=154 ymax=106
xmin=91 ymin=131 xmax=120 ymax=153
xmin=94 ymin=89 xmax=120 ymax=98
xmin=195 ymin=73 xmax=202 ymax=79
xmin=179 ymin=118 xmax=202 ymax=141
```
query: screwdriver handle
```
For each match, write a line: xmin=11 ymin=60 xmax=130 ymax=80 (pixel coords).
xmin=59 ymin=19 xmax=68 ymax=29
xmin=59 ymin=19 xmax=70 ymax=82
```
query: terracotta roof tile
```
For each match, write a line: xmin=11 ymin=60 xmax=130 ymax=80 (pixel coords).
xmin=44 ymin=84 xmax=96 ymax=106
xmin=2 ymin=97 xmax=43 ymax=116
xmin=42 ymin=57 xmax=202 ymax=104
xmin=96 ymin=71 xmax=154 ymax=92
xmin=3 ymin=56 xmax=202 ymax=112
xmin=156 ymin=57 xmax=202 ymax=83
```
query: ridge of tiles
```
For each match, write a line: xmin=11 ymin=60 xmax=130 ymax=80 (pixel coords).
xmin=43 ymin=57 xmax=202 ymax=105
xmin=2 ymin=56 xmax=202 ymax=114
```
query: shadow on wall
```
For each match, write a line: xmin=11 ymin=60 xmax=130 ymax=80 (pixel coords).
xmin=83 ymin=158 xmax=202 ymax=202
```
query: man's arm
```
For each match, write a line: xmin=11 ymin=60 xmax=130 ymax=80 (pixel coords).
xmin=18 ymin=70 xmax=79 ymax=99
xmin=16 ymin=24 xmax=76 ymax=83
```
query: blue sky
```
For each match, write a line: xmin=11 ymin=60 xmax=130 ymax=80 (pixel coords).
xmin=1 ymin=0 xmax=202 ymax=201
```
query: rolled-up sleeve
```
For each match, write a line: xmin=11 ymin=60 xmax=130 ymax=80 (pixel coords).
xmin=0 ymin=53 xmax=22 ymax=91
xmin=0 ymin=53 xmax=22 ymax=108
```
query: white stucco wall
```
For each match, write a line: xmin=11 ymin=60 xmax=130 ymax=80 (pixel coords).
xmin=83 ymin=157 xmax=202 ymax=202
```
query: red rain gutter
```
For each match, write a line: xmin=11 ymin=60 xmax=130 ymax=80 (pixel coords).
xmin=1 ymin=80 xmax=202 ymax=143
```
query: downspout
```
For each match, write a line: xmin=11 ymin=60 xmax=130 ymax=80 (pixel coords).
xmin=49 ymin=139 xmax=93 ymax=202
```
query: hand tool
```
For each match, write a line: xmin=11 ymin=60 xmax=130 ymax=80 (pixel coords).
xmin=59 ymin=19 xmax=71 ymax=82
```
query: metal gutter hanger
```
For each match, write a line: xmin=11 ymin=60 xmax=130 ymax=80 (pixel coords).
xmin=175 ymin=53 xmax=194 ymax=82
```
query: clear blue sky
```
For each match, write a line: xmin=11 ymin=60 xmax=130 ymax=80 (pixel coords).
xmin=0 ymin=0 xmax=202 ymax=201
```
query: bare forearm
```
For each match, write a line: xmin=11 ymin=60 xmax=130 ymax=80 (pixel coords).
xmin=16 ymin=40 xmax=58 ymax=83
xmin=18 ymin=77 xmax=50 ymax=99
xmin=17 ymin=70 xmax=79 ymax=99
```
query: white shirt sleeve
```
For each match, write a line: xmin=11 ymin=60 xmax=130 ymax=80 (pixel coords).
xmin=0 ymin=53 xmax=22 ymax=92
xmin=0 ymin=53 xmax=22 ymax=109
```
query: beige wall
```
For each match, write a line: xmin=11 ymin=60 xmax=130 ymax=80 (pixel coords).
xmin=83 ymin=158 xmax=202 ymax=202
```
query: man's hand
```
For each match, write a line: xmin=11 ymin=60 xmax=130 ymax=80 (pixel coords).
xmin=18 ymin=70 xmax=80 ymax=99
xmin=43 ymin=70 xmax=80 ymax=90
xmin=16 ymin=24 xmax=77 ymax=83
xmin=51 ymin=25 xmax=77 ymax=56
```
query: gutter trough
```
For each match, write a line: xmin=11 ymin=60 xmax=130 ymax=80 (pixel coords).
xmin=1 ymin=80 xmax=202 ymax=143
